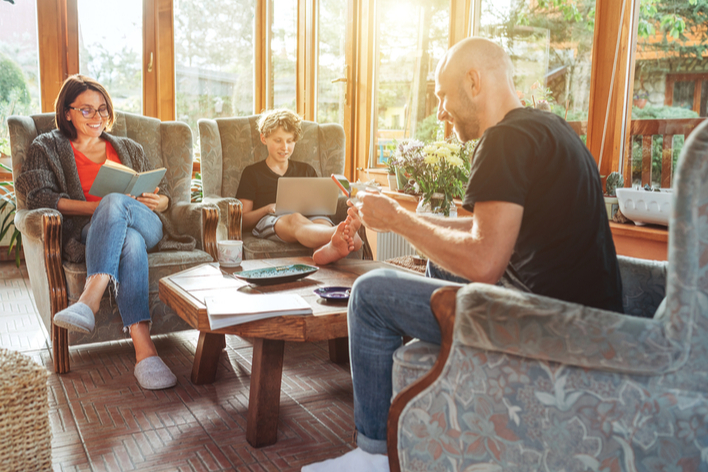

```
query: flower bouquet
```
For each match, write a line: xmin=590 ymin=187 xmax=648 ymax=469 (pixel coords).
xmin=394 ymin=137 xmax=473 ymax=216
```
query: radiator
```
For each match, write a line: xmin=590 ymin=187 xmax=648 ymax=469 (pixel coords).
xmin=376 ymin=232 xmax=417 ymax=261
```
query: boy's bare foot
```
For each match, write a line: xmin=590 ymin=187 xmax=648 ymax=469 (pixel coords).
xmin=313 ymin=221 xmax=355 ymax=265
xmin=345 ymin=215 xmax=363 ymax=251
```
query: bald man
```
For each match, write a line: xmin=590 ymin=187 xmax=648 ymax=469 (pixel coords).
xmin=302 ymin=38 xmax=623 ymax=472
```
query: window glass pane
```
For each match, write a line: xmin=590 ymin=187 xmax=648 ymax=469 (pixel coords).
xmin=78 ymin=0 xmax=142 ymax=114
xmin=175 ymin=0 xmax=255 ymax=140
xmin=629 ymin=1 xmax=708 ymax=188
xmin=479 ymin=0 xmax=596 ymax=126
xmin=317 ymin=0 xmax=346 ymax=124
xmin=271 ymin=0 xmax=297 ymax=110
xmin=372 ymin=0 xmax=449 ymax=167
xmin=0 ymin=0 xmax=41 ymax=144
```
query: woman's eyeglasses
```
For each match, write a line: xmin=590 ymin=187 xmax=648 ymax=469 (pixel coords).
xmin=69 ymin=106 xmax=110 ymax=119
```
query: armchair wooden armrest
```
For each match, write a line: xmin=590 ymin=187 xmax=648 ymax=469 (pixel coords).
xmin=15 ymin=209 xmax=70 ymax=373
xmin=169 ymin=201 xmax=220 ymax=262
xmin=203 ymin=196 xmax=242 ymax=241
xmin=387 ymin=286 xmax=460 ymax=472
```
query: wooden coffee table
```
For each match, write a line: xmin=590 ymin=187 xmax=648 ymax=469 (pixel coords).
xmin=159 ymin=256 xmax=415 ymax=448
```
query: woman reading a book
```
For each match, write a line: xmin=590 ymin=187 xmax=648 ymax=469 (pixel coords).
xmin=15 ymin=75 xmax=193 ymax=390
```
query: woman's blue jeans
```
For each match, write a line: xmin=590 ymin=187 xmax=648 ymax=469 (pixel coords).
xmin=81 ymin=193 xmax=163 ymax=329
xmin=348 ymin=262 xmax=468 ymax=454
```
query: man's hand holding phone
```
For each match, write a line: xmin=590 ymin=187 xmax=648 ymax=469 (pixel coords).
xmin=331 ymin=174 xmax=381 ymax=209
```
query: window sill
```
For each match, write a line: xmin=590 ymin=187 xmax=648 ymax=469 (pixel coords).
xmin=609 ymin=222 xmax=667 ymax=260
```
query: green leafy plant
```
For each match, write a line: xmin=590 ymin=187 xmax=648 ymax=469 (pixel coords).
xmin=191 ymin=171 xmax=203 ymax=203
xmin=605 ymin=172 xmax=624 ymax=196
xmin=0 ymin=162 xmax=22 ymax=267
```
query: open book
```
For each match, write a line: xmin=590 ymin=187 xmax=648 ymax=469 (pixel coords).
xmin=89 ymin=159 xmax=166 ymax=198
xmin=205 ymin=292 xmax=313 ymax=330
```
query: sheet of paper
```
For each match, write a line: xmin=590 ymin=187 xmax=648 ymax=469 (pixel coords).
xmin=205 ymin=292 xmax=312 ymax=329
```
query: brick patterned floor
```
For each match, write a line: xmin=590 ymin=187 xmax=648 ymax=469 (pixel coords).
xmin=0 ymin=261 xmax=356 ymax=471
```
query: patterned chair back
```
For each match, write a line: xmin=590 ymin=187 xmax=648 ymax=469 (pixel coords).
xmin=662 ymin=117 xmax=708 ymax=392
xmin=199 ymin=115 xmax=345 ymax=200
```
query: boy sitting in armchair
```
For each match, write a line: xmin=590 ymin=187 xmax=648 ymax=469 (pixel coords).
xmin=236 ymin=109 xmax=361 ymax=265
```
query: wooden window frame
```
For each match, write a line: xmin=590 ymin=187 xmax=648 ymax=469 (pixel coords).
xmin=36 ymin=0 xmax=640 ymax=183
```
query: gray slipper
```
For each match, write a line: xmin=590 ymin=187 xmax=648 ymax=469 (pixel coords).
xmin=53 ymin=302 xmax=95 ymax=334
xmin=134 ymin=356 xmax=177 ymax=390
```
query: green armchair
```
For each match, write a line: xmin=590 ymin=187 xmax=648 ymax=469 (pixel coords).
xmin=8 ymin=111 xmax=219 ymax=373
xmin=198 ymin=114 xmax=372 ymax=260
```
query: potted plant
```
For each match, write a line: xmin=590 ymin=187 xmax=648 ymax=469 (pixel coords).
xmin=0 ymin=162 xmax=22 ymax=267
xmin=395 ymin=138 xmax=472 ymax=217
xmin=604 ymin=171 xmax=624 ymax=220
xmin=633 ymin=90 xmax=649 ymax=109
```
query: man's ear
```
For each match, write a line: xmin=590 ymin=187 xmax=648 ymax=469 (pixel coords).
xmin=260 ymin=133 xmax=267 ymax=145
xmin=466 ymin=69 xmax=482 ymax=97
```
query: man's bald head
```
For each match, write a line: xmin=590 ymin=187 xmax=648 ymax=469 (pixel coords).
xmin=434 ymin=38 xmax=521 ymax=141
xmin=436 ymin=37 xmax=514 ymax=85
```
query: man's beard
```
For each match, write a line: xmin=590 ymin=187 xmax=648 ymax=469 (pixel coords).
xmin=454 ymin=93 xmax=480 ymax=142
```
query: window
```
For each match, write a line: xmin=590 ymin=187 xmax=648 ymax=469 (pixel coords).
xmin=628 ymin=1 xmax=708 ymax=188
xmin=0 ymin=0 xmax=41 ymax=143
xmin=174 ymin=0 xmax=255 ymax=137
xmin=317 ymin=0 xmax=347 ymax=124
xmin=271 ymin=0 xmax=297 ymax=109
xmin=371 ymin=0 xmax=450 ymax=167
xmin=78 ymin=0 xmax=143 ymax=113
xmin=479 ymin=0 xmax=596 ymax=125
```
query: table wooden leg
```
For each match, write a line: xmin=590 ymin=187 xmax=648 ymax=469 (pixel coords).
xmin=191 ymin=331 xmax=226 ymax=385
xmin=247 ymin=338 xmax=285 ymax=448
xmin=328 ymin=337 xmax=349 ymax=364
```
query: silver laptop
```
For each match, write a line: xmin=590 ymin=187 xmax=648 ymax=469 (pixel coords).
xmin=274 ymin=177 xmax=340 ymax=216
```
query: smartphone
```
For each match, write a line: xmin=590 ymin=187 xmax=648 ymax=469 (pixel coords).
xmin=331 ymin=174 xmax=351 ymax=197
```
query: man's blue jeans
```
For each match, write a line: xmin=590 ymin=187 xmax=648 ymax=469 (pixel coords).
xmin=349 ymin=262 xmax=468 ymax=454
xmin=81 ymin=194 xmax=163 ymax=329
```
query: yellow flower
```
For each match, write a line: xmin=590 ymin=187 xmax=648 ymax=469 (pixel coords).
xmin=423 ymin=144 xmax=440 ymax=165
xmin=446 ymin=154 xmax=463 ymax=167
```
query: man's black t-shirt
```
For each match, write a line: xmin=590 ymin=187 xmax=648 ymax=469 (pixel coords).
xmin=236 ymin=159 xmax=318 ymax=210
xmin=463 ymin=107 xmax=624 ymax=313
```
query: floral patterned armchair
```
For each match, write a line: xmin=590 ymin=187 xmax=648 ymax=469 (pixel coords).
xmin=387 ymin=119 xmax=708 ymax=471
xmin=198 ymin=115 xmax=371 ymax=260
xmin=8 ymin=112 xmax=219 ymax=374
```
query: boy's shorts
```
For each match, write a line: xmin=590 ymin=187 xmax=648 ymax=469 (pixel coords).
xmin=252 ymin=214 xmax=335 ymax=242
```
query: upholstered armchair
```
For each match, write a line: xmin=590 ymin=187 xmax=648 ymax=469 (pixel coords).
xmin=9 ymin=112 xmax=219 ymax=374
xmin=387 ymin=120 xmax=708 ymax=471
xmin=198 ymin=115 xmax=371 ymax=260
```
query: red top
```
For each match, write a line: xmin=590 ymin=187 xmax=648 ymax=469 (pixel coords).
xmin=72 ymin=141 xmax=122 ymax=202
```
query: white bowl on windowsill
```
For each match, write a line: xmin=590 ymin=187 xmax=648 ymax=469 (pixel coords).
xmin=616 ymin=187 xmax=672 ymax=226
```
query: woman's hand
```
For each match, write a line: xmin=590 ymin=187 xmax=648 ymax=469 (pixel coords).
xmin=136 ymin=188 xmax=168 ymax=212
xmin=57 ymin=198 xmax=100 ymax=216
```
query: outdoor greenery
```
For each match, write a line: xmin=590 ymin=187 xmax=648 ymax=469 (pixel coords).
xmin=191 ymin=172 xmax=203 ymax=203
xmin=0 ymin=162 xmax=21 ymax=267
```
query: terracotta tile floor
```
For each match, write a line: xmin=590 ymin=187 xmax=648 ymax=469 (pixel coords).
xmin=0 ymin=261 xmax=356 ymax=471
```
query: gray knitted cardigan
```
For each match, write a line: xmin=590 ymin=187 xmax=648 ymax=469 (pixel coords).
xmin=15 ymin=129 xmax=196 ymax=263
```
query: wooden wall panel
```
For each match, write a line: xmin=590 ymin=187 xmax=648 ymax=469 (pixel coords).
xmin=37 ymin=0 xmax=77 ymax=112
xmin=143 ymin=0 xmax=175 ymax=120
xmin=254 ymin=0 xmax=269 ymax=112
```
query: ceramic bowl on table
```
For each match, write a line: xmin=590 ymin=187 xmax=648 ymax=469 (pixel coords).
xmin=616 ymin=188 xmax=672 ymax=226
